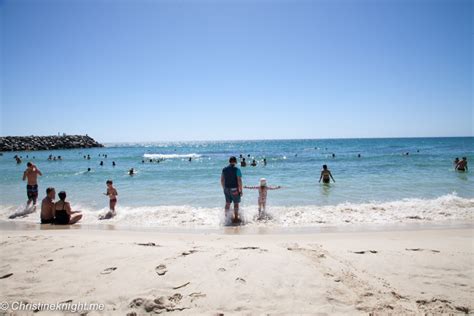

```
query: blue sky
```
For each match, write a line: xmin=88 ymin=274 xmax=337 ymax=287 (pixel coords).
xmin=1 ymin=0 xmax=472 ymax=142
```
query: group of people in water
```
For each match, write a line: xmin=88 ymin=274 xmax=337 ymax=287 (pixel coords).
xmin=15 ymin=151 xmax=469 ymax=226
xmin=220 ymin=156 xmax=336 ymax=223
xmin=239 ymin=154 xmax=266 ymax=167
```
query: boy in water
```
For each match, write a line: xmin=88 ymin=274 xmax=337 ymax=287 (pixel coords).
xmin=319 ymin=165 xmax=335 ymax=184
xmin=100 ymin=180 xmax=118 ymax=220
xmin=22 ymin=162 xmax=42 ymax=206
xmin=244 ymin=178 xmax=281 ymax=220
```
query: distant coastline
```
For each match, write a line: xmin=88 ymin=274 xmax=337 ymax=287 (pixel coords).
xmin=0 ymin=135 xmax=104 ymax=152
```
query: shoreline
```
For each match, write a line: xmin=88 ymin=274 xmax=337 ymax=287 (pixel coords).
xmin=0 ymin=227 xmax=472 ymax=314
xmin=1 ymin=218 xmax=472 ymax=235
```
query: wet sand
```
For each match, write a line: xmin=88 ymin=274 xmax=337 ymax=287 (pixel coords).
xmin=0 ymin=226 xmax=472 ymax=314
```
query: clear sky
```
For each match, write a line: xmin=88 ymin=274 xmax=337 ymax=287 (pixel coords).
xmin=1 ymin=0 xmax=472 ymax=142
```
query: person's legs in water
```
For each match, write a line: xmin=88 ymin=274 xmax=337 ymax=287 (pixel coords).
xmin=32 ymin=191 xmax=38 ymax=206
xmin=258 ymin=202 xmax=264 ymax=218
xmin=26 ymin=186 xmax=32 ymax=206
xmin=69 ymin=213 xmax=83 ymax=225
xmin=109 ymin=199 xmax=117 ymax=212
xmin=26 ymin=185 xmax=38 ymax=206
xmin=225 ymin=202 xmax=231 ymax=215
xmin=233 ymin=202 xmax=240 ymax=222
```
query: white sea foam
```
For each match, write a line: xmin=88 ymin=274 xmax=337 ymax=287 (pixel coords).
xmin=1 ymin=194 xmax=472 ymax=229
xmin=143 ymin=153 xmax=202 ymax=159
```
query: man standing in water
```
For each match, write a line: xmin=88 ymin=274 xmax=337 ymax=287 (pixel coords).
xmin=23 ymin=162 xmax=42 ymax=206
xmin=221 ymin=156 xmax=243 ymax=223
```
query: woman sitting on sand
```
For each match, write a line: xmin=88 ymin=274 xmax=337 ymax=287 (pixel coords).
xmin=54 ymin=191 xmax=83 ymax=225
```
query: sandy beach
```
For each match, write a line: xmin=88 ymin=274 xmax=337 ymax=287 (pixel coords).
xmin=0 ymin=225 xmax=472 ymax=315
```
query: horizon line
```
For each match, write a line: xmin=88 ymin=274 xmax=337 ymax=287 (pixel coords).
xmin=101 ymin=135 xmax=474 ymax=144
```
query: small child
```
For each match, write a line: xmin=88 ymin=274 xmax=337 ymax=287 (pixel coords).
xmin=244 ymin=178 xmax=281 ymax=219
xmin=100 ymin=180 xmax=118 ymax=220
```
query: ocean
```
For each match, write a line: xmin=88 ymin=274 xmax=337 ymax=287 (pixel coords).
xmin=0 ymin=137 xmax=472 ymax=228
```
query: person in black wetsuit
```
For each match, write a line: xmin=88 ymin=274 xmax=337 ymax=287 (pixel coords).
xmin=221 ymin=156 xmax=243 ymax=223
xmin=53 ymin=191 xmax=82 ymax=225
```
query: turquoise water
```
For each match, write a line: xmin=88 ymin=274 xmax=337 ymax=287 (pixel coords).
xmin=0 ymin=137 xmax=472 ymax=227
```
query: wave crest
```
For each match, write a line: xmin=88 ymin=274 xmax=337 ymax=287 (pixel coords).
xmin=1 ymin=194 xmax=472 ymax=228
xmin=143 ymin=153 xmax=202 ymax=159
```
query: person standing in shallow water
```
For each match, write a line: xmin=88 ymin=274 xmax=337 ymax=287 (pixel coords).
xmin=319 ymin=164 xmax=335 ymax=184
xmin=23 ymin=162 xmax=42 ymax=206
xmin=100 ymin=180 xmax=118 ymax=220
xmin=221 ymin=156 xmax=243 ymax=223
xmin=456 ymin=157 xmax=468 ymax=172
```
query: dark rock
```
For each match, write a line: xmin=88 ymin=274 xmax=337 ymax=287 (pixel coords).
xmin=0 ymin=135 xmax=104 ymax=152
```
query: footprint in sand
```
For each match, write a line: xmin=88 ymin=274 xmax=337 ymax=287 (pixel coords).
xmin=352 ymin=250 xmax=378 ymax=254
xmin=136 ymin=242 xmax=160 ymax=247
xmin=236 ymin=246 xmax=268 ymax=252
xmin=406 ymin=248 xmax=440 ymax=253
xmin=218 ymin=268 xmax=226 ymax=272
xmin=101 ymin=267 xmax=117 ymax=275
xmin=455 ymin=306 xmax=470 ymax=313
xmin=189 ymin=292 xmax=206 ymax=302
xmin=155 ymin=264 xmax=167 ymax=276
xmin=235 ymin=277 xmax=246 ymax=284
xmin=181 ymin=250 xmax=198 ymax=256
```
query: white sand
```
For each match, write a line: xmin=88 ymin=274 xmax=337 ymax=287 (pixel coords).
xmin=0 ymin=226 xmax=472 ymax=315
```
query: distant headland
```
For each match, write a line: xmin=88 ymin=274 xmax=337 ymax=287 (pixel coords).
xmin=0 ymin=135 xmax=104 ymax=151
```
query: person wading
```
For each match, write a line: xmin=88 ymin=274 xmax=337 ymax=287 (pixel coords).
xmin=221 ymin=156 xmax=243 ymax=223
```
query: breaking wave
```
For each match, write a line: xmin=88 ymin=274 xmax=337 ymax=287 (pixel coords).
xmin=143 ymin=153 xmax=202 ymax=159
xmin=1 ymin=194 xmax=472 ymax=229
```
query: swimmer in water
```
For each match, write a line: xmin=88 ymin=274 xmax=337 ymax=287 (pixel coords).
xmin=456 ymin=157 xmax=468 ymax=172
xmin=241 ymin=158 xmax=247 ymax=167
xmin=251 ymin=159 xmax=257 ymax=166
xmin=453 ymin=157 xmax=460 ymax=169
xmin=129 ymin=168 xmax=135 ymax=175
xmin=319 ymin=165 xmax=335 ymax=184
